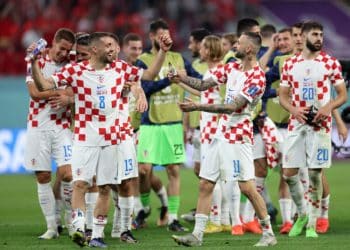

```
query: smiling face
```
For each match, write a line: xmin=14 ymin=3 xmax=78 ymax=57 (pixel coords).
xmin=51 ymin=39 xmax=74 ymax=63
xmin=94 ymin=36 xmax=119 ymax=63
xmin=278 ymin=30 xmax=293 ymax=54
xmin=123 ymin=40 xmax=142 ymax=65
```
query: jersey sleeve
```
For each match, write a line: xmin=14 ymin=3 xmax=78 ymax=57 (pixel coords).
xmin=240 ymin=71 xmax=266 ymax=103
xmin=330 ymin=58 xmax=344 ymax=86
xmin=124 ymin=63 xmax=144 ymax=82
xmin=51 ymin=63 xmax=75 ymax=87
xmin=210 ymin=63 xmax=228 ymax=85
xmin=280 ymin=60 xmax=290 ymax=88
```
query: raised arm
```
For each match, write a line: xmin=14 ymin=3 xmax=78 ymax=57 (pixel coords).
xmin=31 ymin=60 xmax=56 ymax=91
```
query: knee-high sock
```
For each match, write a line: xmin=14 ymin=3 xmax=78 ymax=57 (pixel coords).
xmin=219 ymin=180 xmax=231 ymax=226
xmin=283 ymin=174 xmax=307 ymax=216
xmin=307 ymin=170 xmax=322 ymax=228
xmin=118 ymin=196 xmax=134 ymax=233
xmin=61 ymin=181 xmax=73 ymax=226
xmin=279 ymin=198 xmax=292 ymax=223
xmin=37 ymin=182 xmax=57 ymax=231
xmin=193 ymin=214 xmax=208 ymax=241
xmin=85 ymin=192 xmax=98 ymax=230
xmin=227 ymin=180 xmax=242 ymax=226
xmin=209 ymin=183 xmax=222 ymax=225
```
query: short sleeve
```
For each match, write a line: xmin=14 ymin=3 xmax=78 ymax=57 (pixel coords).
xmin=280 ymin=60 xmax=290 ymax=88
xmin=330 ymin=59 xmax=344 ymax=86
xmin=124 ymin=63 xmax=144 ymax=82
xmin=210 ymin=64 xmax=228 ymax=85
xmin=241 ymin=71 xmax=266 ymax=103
xmin=51 ymin=64 xmax=75 ymax=87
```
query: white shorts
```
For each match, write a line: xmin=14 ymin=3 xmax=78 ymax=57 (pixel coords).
xmin=283 ymin=126 xmax=331 ymax=169
xmin=72 ymin=139 xmax=138 ymax=187
xmin=192 ymin=129 xmax=201 ymax=163
xmin=200 ymin=139 xmax=255 ymax=182
xmin=24 ymin=129 xmax=73 ymax=171
xmin=277 ymin=128 xmax=287 ymax=154
xmin=253 ymin=133 xmax=265 ymax=160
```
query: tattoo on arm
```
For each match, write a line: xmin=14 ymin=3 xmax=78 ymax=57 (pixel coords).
xmin=181 ymin=76 xmax=217 ymax=91
xmin=198 ymin=94 xmax=248 ymax=114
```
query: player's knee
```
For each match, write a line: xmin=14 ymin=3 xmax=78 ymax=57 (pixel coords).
xmin=283 ymin=174 xmax=299 ymax=186
xmin=198 ymin=179 xmax=215 ymax=194
xmin=98 ymin=185 xmax=110 ymax=197
xmin=73 ymin=180 xmax=89 ymax=193
xmin=35 ymin=171 xmax=51 ymax=183
xmin=308 ymin=169 xmax=322 ymax=184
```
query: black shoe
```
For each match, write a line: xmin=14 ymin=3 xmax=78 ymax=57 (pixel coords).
xmin=85 ymin=229 xmax=92 ymax=243
xmin=57 ymin=225 xmax=64 ymax=235
xmin=89 ymin=237 xmax=107 ymax=248
xmin=132 ymin=209 xmax=151 ymax=229
xmin=120 ymin=230 xmax=138 ymax=243
xmin=168 ymin=220 xmax=189 ymax=232
xmin=72 ymin=229 xmax=88 ymax=247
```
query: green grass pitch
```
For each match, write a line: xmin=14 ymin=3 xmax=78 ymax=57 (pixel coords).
xmin=0 ymin=161 xmax=349 ymax=249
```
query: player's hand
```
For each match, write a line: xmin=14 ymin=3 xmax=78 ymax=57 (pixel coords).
xmin=313 ymin=103 xmax=332 ymax=123
xmin=135 ymin=93 xmax=148 ymax=113
xmin=159 ymin=33 xmax=173 ymax=52
xmin=290 ymin=106 xmax=308 ymax=124
xmin=337 ymin=121 xmax=348 ymax=143
xmin=168 ymin=69 xmax=186 ymax=83
xmin=49 ymin=90 xmax=72 ymax=109
xmin=178 ymin=97 xmax=199 ymax=112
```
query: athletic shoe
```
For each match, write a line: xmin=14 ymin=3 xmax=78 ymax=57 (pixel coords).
xmin=231 ymin=225 xmax=244 ymax=235
xmin=316 ymin=218 xmax=329 ymax=234
xmin=204 ymin=222 xmax=222 ymax=234
xmin=57 ymin=225 xmax=64 ymax=235
xmin=71 ymin=229 xmax=88 ymax=247
xmin=172 ymin=233 xmax=202 ymax=247
xmin=221 ymin=224 xmax=232 ymax=232
xmin=289 ymin=215 xmax=308 ymax=237
xmin=168 ymin=220 xmax=189 ymax=232
xmin=243 ymin=220 xmax=262 ymax=234
xmin=180 ymin=208 xmax=196 ymax=222
xmin=254 ymin=233 xmax=277 ymax=247
xmin=157 ymin=206 xmax=168 ymax=226
xmin=120 ymin=230 xmax=138 ymax=243
xmin=306 ymin=227 xmax=318 ymax=238
xmin=38 ymin=229 xmax=59 ymax=239
xmin=132 ymin=209 xmax=150 ymax=229
xmin=89 ymin=237 xmax=107 ymax=248
xmin=279 ymin=221 xmax=293 ymax=234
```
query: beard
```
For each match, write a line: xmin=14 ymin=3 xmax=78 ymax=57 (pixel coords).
xmin=306 ymin=39 xmax=322 ymax=52
xmin=235 ymin=50 xmax=245 ymax=59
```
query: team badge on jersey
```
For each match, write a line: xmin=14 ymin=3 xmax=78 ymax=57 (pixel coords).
xmin=97 ymin=74 xmax=104 ymax=83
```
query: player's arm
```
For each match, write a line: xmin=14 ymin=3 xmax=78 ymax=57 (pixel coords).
xmin=31 ymin=60 xmax=56 ymax=91
xmin=313 ymin=82 xmax=347 ymax=122
xmin=141 ymin=33 xmax=172 ymax=80
xmin=130 ymin=82 xmax=148 ymax=112
xmin=279 ymin=85 xmax=308 ymax=124
xmin=170 ymin=72 xmax=217 ymax=91
xmin=27 ymin=82 xmax=58 ymax=101
xmin=178 ymin=94 xmax=248 ymax=114
xmin=332 ymin=108 xmax=348 ymax=142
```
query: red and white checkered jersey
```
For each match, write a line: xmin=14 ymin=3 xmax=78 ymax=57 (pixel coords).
xmin=200 ymin=69 xmax=221 ymax=143
xmin=211 ymin=62 xmax=266 ymax=144
xmin=51 ymin=59 xmax=143 ymax=146
xmin=280 ymin=52 xmax=344 ymax=133
xmin=26 ymin=55 xmax=71 ymax=131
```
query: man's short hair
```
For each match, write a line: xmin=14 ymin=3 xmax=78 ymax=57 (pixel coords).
xmin=190 ymin=28 xmax=211 ymax=42
xmin=242 ymin=31 xmax=262 ymax=50
xmin=76 ymin=33 xmax=90 ymax=46
xmin=222 ymin=32 xmax=238 ymax=45
xmin=278 ymin=27 xmax=292 ymax=35
xmin=123 ymin=33 xmax=142 ymax=46
xmin=54 ymin=28 xmax=75 ymax=44
xmin=149 ymin=19 xmax=169 ymax=33
xmin=237 ymin=18 xmax=259 ymax=37
xmin=89 ymin=32 xmax=119 ymax=45
xmin=292 ymin=22 xmax=304 ymax=30
xmin=260 ymin=24 xmax=276 ymax=38
xmin=301 ymin=21 xmax=323 ymax=33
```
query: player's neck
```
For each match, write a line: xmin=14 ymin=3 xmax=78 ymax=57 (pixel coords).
xmin=241 ymin=55 xmax=257 ymax=71
xmin=207 ymin=60 xmax=220 ymax=69
xmin=302 ymin=49 xmax=320 ymax=60
xmin=89 ymin=57 xmax=108 ymax=70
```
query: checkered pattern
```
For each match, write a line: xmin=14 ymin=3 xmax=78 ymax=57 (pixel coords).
xmin=26 ymin=55 xmax=71 ymax=130
xmin=211 ymin=63 xmax=266 ymax=144
xmin=200 ymin=70 xmax=222 ymax=143
xmin=52 ymin=59 xmax=142 ymax=146
xmin=260 ymin=117 xmax=281 ymax=168
xmin=280 ymin=52 xmax=343 ymax=133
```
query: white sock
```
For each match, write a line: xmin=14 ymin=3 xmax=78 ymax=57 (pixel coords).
xmin=133 ymin=196 xmax=143 ymax=216
xmin=299 ymin=168 xmax=309 ymax=197
xmin=85 ymin=192 xmax=98 ymax=230
xmin=307 ymin=170 xmax=322 ymax=228
xmin=228 ymin=181 xmax=242 ymax=226
xmin=283 ymin=174 xmax=307 ymax=216
xmin=193 ymin=214 xmax=208 ymax=241
xmin=61 ymin=181 xmax=73 ymax=226
xmin=279 ymin=198 xmax=292 ymax=223
xmin=209 ymin=183 xmax=222 ymax=225
xmin=156 ymin=186 xmax=168 ymax=207
xmin=242 ymin=200 xmax=255 ymax=223
xmin=92 ymin=215 xmax=107 ymax=239
xmin=219 ymin=180 xmax=230 ymax=226
xmin=320 ymin=195 xmax=330 ymax=219
xmin=55 ymin=199 xmax=63 ymax=226
xmin=259 ymin=215 xmax=274 ymax=235
xmin=37 ymin=182 xmax=57 ymax=231
xmin=118 ymin=196 xmax=134 ymax=233
xmin=168 ymin=213 xmax=177 ymax=224
xmin=72 ymin=209 xmax=85 ymax=232
xmin=112 ymin=206 xmax=121 ymax=231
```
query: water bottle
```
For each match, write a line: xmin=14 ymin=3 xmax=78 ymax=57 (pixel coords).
xmin=25 ymin=38 xmax=48 ymax=62
xmin=168 ymin=62 xmax=177 ymax=76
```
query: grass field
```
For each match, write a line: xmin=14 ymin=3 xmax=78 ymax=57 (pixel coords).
xmin=1 ymin=161 xmax=350 ymax=249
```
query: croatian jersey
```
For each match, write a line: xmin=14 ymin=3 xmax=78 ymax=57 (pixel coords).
xmin=211 ymin=62 xmax=266 ymax=144
xmin=51 ymin=59 xmax=143 ymax=146
xmin=280 ymin=52 xmax=343 ymax=133
xmin=200 ymin=69 xmax=221 ymax=144
xmin=26 ymin=55 xmax=71 ymax=131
